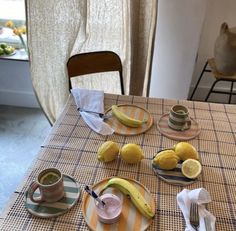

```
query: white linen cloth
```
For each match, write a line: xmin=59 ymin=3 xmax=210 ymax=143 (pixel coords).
xmin=71 ymin=88 xmax=114 ymax=135
xmin=177 ymin=188 xmax=216 ymax=231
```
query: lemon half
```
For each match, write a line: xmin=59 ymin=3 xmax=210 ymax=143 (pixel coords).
xmin=40 ymin=172 xmax=60 ymax=185
xmin=181 ymin=159 xmax=202 ymax=179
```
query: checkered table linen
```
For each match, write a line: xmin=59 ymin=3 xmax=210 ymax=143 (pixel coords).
xmin=1 ymin=94 xmax=236 ymax=231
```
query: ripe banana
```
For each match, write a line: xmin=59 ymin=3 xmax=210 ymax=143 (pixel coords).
xmin=111 ymin=105 xmax=147 ymax=128
xmin=100 ymin=177 xmax=155 ymax=219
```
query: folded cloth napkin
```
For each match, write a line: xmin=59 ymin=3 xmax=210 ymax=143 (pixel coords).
xmin=71 ymin=88 xmax=114 ymax=135
xmin=177 ymin=188 xmax=216 ymax=231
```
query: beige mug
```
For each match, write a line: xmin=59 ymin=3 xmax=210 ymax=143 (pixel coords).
xmin=168 ymin=105 xmax=191 ymax=131
xmin=28 ymin=168 xmax=64 ymax=203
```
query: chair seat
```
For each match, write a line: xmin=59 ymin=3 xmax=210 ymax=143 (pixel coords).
xmin=208 ymin=58 xmax=236 ymax=80
xmin=189 ymin=58 xmax=236 ymax=104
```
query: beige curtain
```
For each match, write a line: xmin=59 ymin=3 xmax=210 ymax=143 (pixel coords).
xmin=27 ymin=0 xmax=157 ymax=124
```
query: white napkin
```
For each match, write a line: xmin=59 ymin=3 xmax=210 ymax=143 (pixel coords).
xmin=71 ymin=88 xmax=114 ymax=135
xmin=177 ymin=188 xmax=216 ymax=231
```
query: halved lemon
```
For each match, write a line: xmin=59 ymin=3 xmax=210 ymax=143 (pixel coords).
xmin=40 ymin=172 xmax=60 ymax=185
xmin=181 ymin=159 xmax=202 ymax=179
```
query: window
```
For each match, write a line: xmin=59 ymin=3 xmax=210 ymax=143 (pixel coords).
xmin=0 ymin=0 xmax=26 ymax=49
xmin=0 ymin=0 xmax=25 ymax=22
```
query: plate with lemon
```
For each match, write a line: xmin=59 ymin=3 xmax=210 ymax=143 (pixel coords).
xmin=152 ymin=142 xmax=202 ymax=186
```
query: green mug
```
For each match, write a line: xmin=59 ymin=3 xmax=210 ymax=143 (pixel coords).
xmin=168 ymin=105 xmax=191 ymax=131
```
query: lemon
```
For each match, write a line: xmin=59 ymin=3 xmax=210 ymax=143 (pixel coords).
xmin=181 ymin=159 xmax=202 ymax=179
xmin=120 ymin=143 xmax=144 ymax=164
xmin=97 ymin=141 xmax=120 ymax=162
xmin=40 ymin=172 xmax=60 ymax=185
xmin=174 ymin=142 xmax=199 ymax=161
xmin=153 ymin=150 xmax=179 ymax=170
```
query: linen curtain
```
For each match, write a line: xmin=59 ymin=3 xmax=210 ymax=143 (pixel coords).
xmin=27 ymin=0 xmax=157 ymax=124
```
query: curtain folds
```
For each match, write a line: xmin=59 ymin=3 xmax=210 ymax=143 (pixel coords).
xmin=27 ymin=0 xmax=157 ymax=124
xmin=129 ymin=0 xmax=157 ymax=96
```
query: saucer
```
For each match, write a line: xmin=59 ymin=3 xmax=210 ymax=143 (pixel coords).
xmin=25 ymin=174 xmax=81 ymax=218
xmin=157 ymin=113 xmax=201 ymax=141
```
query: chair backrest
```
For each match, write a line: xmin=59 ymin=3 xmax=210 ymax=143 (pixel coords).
xmin=67 ymin=51 xmax=125 ymax=94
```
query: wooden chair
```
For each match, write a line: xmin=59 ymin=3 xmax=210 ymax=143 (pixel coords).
xmin=67 ymin=51 xmax=125 ymax=94
xmin=189 ymin=58 xmax=236 ymax=104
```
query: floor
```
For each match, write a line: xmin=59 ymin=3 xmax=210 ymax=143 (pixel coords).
xmin=0 ymin=105 xmax=51 ymax=214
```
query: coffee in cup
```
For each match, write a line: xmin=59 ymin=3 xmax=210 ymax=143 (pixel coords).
xmin=28 ymin=168 xmax=64 ymax=203
xmin=168 ymin=105 xmax=191 ymax=131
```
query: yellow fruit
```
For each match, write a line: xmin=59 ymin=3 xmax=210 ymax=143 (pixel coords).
xmin=100 ymin=177 xmax=155 ymax=219
xmin=97 ymin=141 xmax=120 ymax=162
xmin=181 ymin=159 xmax=202 ymax=179
xmin=174 ymin=142 xmax=199 ymax=161
xmin=111 ymin=105 xmax=147 ymax=127
xmin=153 ymin=150 xmax=179 ymax=170
xmin=39 ymin=172 xmax=60 ymax=185
xmin=120 ymin=143 xmax=144 ymax=164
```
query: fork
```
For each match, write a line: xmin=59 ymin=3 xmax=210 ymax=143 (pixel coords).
xmin=190 ymin=202 xmax=200 ymax=230
xmin=79 ymin=109 xmax=112 ymax=120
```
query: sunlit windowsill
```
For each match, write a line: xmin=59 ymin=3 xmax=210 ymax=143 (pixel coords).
xmin=0 ymin=49 xmax=28 ymax=61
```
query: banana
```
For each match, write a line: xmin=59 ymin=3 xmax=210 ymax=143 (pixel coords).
xmin=100 ymin=177 xmax=155 ymax=219
xmin=111 ymin=105 xmax=147 ymax=128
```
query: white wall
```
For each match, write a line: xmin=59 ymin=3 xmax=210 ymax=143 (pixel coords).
xmin=0 ymin=59 xmax=39 ymax=108
xmin=189 ymin=0 xmax=236 ymax=103
xmin=149 ymin=0 xmax=207 ymax=99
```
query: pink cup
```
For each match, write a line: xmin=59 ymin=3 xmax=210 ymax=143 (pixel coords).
xmin=95 ymin=193 xmax=122 ymax=224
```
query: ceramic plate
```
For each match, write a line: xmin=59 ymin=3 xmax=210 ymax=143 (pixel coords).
xmin=152 ymin=151 xmax=197 ymax=186
xmin=104 ymin=104 xmax=153 ymax=136
xmin=82 ymin=177 xmax=155 ymax=231
xmin=0 ymin=50 xmax=16 ymax=57
xmin=157 ymin=113 xmax=201 ymax=141
xmin=25 ymin=174 xmax=81 ymax=218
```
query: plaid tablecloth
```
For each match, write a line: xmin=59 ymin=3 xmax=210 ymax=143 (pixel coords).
xmin=1 ymin=94 xmax=236 ymax=230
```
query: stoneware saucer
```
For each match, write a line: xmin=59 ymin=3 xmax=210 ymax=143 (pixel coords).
xmin=157 ymin=113 xmax=201 ymax=141
xmin=25 ymin=174 xmax=81 ymax=218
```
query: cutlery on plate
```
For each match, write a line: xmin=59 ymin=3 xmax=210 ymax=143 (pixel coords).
xmin=79 ymin=109 xmax=112 ymax=120
xmin=189 ymin=202 xmax=199 ymax=230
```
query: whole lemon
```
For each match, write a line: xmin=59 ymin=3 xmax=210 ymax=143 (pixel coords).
xmin=153 ymin=150 xmax=179 ymax=170
xmin=120 ymin=143 xmax=144 ymax=164
xmin=174 ymin=142 xmax=199 ymax=161
xmin=97 ymin=141 xmax=120 ymax=162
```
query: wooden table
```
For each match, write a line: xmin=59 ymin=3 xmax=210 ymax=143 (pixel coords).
xmin=1 ymin=94 xmax=235 ymax=230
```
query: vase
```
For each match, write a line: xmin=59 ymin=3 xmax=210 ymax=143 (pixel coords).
xmin=214 ymin=22 xmax=236 ymax=75
xmin=19 ymin=34 xmax=28 ymax=54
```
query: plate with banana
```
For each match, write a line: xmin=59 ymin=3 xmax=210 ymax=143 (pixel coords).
xmin=104 ymin=104 xmax=153 ymax=135
xmin=82 ymin=177 xmax=155 ymax=231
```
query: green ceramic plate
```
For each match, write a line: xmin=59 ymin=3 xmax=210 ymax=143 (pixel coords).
xmin=25 ymin=174 xmax=81 ymax=218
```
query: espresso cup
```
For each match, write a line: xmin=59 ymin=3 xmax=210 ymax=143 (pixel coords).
xmin=28 ymin=168 xmax=64 ymax=203
xmin=168 ymin=105 xmax=191 ymax=131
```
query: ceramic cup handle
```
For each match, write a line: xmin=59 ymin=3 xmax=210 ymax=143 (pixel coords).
xmin=28 ymin=181 xmax=44 ymax=203
xmin=182 ymin=117 xmax=191 ymax=130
